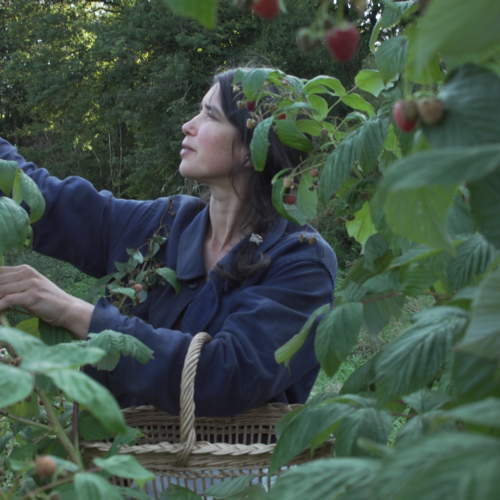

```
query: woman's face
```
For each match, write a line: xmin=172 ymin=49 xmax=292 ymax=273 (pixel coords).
xmin=179 ymin=84 xmax=248 ymax=188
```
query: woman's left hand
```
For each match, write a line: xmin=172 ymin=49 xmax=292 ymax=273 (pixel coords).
xmin=0 ymin=265 xmax=94 ymax=339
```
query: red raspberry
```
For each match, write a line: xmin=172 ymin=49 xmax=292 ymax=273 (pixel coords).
xmin=325 ymin=23 xmax=359 ymax=63
xmin=252 ymin=0 xmax=279 ymax=20
xmin=393 ymin=100 xmax=419 ymax=133
xmin=283 ymin=194 xmax=297 ymax=205
xmin=35 ymin=456 xmax=57 ymax=477
xmin=245 ymin=101 xmax=256 ymax=111
xmin=277 ymin=113 xmax=286 ymax=120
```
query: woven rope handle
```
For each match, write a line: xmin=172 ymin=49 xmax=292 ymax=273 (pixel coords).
xmin=176 ymin=331 xmax=212 ymax=467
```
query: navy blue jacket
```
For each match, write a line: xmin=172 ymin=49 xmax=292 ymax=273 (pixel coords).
xmin=0 ymin=137 xmax=337 ymax=417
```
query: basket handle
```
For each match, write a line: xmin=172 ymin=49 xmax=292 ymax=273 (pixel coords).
xmin=176 ymin=331 xmax=213 ymax=466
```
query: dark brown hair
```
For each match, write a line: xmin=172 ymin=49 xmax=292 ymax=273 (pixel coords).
xmin=212 ymin=69 xmax=306 ymax=286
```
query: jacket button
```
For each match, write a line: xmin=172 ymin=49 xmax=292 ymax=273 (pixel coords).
xmin=188 ymin=281 xmax=198 ymax=289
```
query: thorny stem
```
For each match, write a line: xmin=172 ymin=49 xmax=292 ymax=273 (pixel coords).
xmin=37 ymin=389 xmax=84 ymax=469
xmin=72 ymin=402 xmax=79 ymax=450
xmin=0 ymin=410 xmax=53 ymax=432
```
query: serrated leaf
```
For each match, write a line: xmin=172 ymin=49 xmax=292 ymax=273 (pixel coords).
xmin=87 ymin=329 xmax=154 ymax=370
xmin=160 ymin=484 xmax=202 ymax=499
xmin=355 ymin=70 xmax=386 ymax=97
xmin=94 ymin=455 xmax=154 ymax=488
xmin=447 ymin=234 xmax=499 ymax=291
xmin=372 ymin=432 xmax=500 ymax=500
xmin=38 ymin=319 xmax=74 ymax=345
xmin=295 ymin=119 xmax=324 ymax=136
xmin=457 ymin=271 xmax=500 ymax=360
xmin=275 ymin=304 xmax=330 ymax=367
xmin=307 ymin=94 xmax=328 ymax=120
xmin=375 ymin=307 xmax=468 ymax=406
xmin=376 ymin=36 xmax=409 ymax=83
xmin=0 ymin=159 xmax=18 ymax=194
xmin=48 ymin=369 xmax=126 ymax=434
xmin=380 ymin=0 xmax=416 ymax=28
xmin=156 ymin=267 xmax=181 ymax=295
xmin=296 ymin=172 xmax=317 ymax=221
xmin=402 ymin=389 xmax=451 ymax=414
xmin=385 ymin=185 xmax=457 ymax=253
xmin=250 ymin=117 xmax=272 ymax=171
xmin=74 ymin=472 xmax=124 ymax=500
xmin=16 ymin=169 xmax=45 ymax=223
xmin=0 ymin=326 xmax=45 ymax=357
xmin=270 ymin=399 xmax=353 ymax=475
xmin=346 ymin=202 xmax=378 ymax=247
xmin=204 ymin=475 xmax=255 ymax=499
xmin=0 ymin=364 xmax=33 ymax=408
xmin=335 ymin=406 xmax=392 ymax=457
xmin=434 ymin=397 xmax=500 ymax=429
xmin=342 ymin=93 xmax=375 ymax=117
xmin=414 ymin=0 xmax=500 ymax=73
xmin=239 ymin=68 xmax=273 ymax=100
xmin=304 ymin=76 xmax=346 ymax=97
xmin=275 ymin=119 xmax=313 ymax=153
xmin=315 ymin=303 xmax=363 ymax=377
xmin=362 ymin=293 xmax=405 ymax=338
xmin=341 ymin=353 xmax=379 ymax=395
xmin=78 ymin=410 xmax=114 ymax=441
xmin=164 ymin=0 xmax=218 ymax=29
xmin=0 ymin=197 xmax=30 ymax=254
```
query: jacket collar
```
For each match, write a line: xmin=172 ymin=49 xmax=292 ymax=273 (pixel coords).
xmin=176 ymin=204 xmax=289 ymax=281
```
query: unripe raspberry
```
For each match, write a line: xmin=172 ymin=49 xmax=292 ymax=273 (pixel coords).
xmin=308 ymin=236 xmax=318 ymax=245
xmin=132 ymin=284 xmax=143 ymax=293
xmin=237 ymin=100 xmax=245 ymax=109
xmin=310 ymin=168 xmax=319 ymax=178
xmin=299 ymin=234 xmax=308 ymax=243
xmin=283 ymin=177 xmax=294 ymax=189
xmin=321 ymin=128 xmax=329 ymax=137
xmin=346 ymin=214 xmax=355 ymax=221
xmin=416 ymin=98 xmax=445 ymax=126
xmin=393 ymin=100 xmax=419 ymax=133
xmin=35 ymin=456 xmax=57 ymax=477
xmin=246 ymin=119 xmax=257 ymax=129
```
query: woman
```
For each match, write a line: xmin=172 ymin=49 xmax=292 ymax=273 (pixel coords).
xmin=0 ymin=69 xmax=337 ymax=417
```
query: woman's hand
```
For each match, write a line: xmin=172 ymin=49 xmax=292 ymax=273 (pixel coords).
xmin=0 ymin=265 xmax=93 ymax=340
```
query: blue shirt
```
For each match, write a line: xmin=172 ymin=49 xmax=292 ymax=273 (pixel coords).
xmin=0 ymin=137 xmax=337 ymax=417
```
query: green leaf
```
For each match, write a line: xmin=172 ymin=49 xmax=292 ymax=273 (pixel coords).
xmin=382 ymin=145 xmax=500 ymax=191
xmin=385 ymin=185 xmax=457 ymax=252
xmin=204 ymin=475 xmax=255 ymax=498
xmin=447 ymin=234 xmax=499 ymax=291
xmin=435 ymin=397 xmax=500 ymax=429
xmin=94 ymin=455 xmax=154 ymax=488
xmin=304 ymin=76 xmax=346 ymax=97
xmin=402 ymin=389 xmax=451 ymax=414
xmin=375 ymin=307 xmax=468 ymax=406
xmin=6 ymin=390 xmax=38 ymax=420
xmin=457 ymin=271 xmax=500 ymax=360
xmin=16 ymin=169 xmax=45 ymax=223
xmin=453 ymin=351 xmax=500 ymax=404
xmin=375 ymin=36 xmax=409 ymax=84
xmin=0 ymin=197 xmax=30 ymax=254
xmin=372 ymin=432 xmax=500 ymax=500
xmin=341 ymin=354 xmax=379 ymax=395
xmin=342 ymin=94 xmax=375 ymax=117
xmin=335 ymin=406 xmax=392 ymax=457
xmin=250 ymin=117 xmax=272 ymax=171
xmin=275 ymin=304 xmax=330 ymax=367
xmin=414 ymin=0 xmax=500 ymax=72
xmin=423 ymin=65 xmax=500 ymax=149
xmin=362 ymin=294 xmax=405 ymax=338
xmin=295 ymin=119 xmax=324 ymax=137
xmin=0 ymin=326 xmax=45 ymax=357
xmin=319 ymin=117 xmax=388 ymax=204
xmin=48 ymin=369 xmax=126 ymax=434
xmin=156 ymin=267 xmax=181 ymax=295
xmin=21 ymin=343 xmax=105 ymax=372
xmin=270 ymin=399 xmax=353 ymax=475
xmin=469 ymin=169 xmax=500 ymax=250
xmin=296 ymin=172 xmax=317 ymax=221
xmin=164 ymin=0 xmax=218 ymax=29
xmin=15 ymin=317 xmax=40 ymax=339
xmin=39 ymin=319 xmax=75 ymax=346
xmin=87 ymin=329 xmax=154 ymax=371
xmin=355 ymin=70 xmax=386 ymax=97
xmin=380 ymin=0 xmax=417 ymax=28
xmin=0 ymin=364 xmax=33 ymax=408
xmin=346 ymin=202 xmax=378 ymax=247
xmin=78 ymin=410 xmax=114 ymax=441
xmin=307 ymin=95 xmax=328 ymax=120
xmin=315 ymin=303 xmax=363 ymax=377
xmin=74 ymin=472 xmax=124 ymax=500
xmin=160 ymin=484 xmax=202 ymax=499
xmin=268 ymin=458 xmax=380 ymax=500
xmin=275 ymin=119 xmax=313 ymax=153
xmin=0 ymin=159 xmax=18 ymax=194
xmin=239 ymin=68 xmax=273 ymax=100
xmin=399 ymin=265 xmax=436 ymax=296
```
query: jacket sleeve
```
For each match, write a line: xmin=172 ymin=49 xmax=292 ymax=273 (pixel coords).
xmin=85 ymin=253 xmax=336 ymax=417
xmin=0 ymin=136 xmax=154 ymax=277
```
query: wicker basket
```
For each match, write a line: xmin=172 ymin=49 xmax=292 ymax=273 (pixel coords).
xmin=82 ymin=332 xmax=335 ymax=498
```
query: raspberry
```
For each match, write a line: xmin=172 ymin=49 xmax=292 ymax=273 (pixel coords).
xmin=308 ymin=236 xmax=318 ymax=245
xmin=35 ymin=456 xmax=57 ymax=477
xmin=416 ymin=98 xmax=445 ymax=126
xmin=310 ymin=168 xmax=319 ymax=178
xmin=246 ymin=119 xmax=257 ymax=129
xmin=325 ymin=23 xmax=359 ymax=63
xmin=277 ymin=113 xmax=286 ymax=120
xmin=252 ymin=0 xmax=279 ymax=20
xmin=283 ymin=194 xmax=297 ymax=205
xmin=132 ymin=284 xmax=143 ymax=293
xmin=393 ymin=100 xmax=419 ymax=133
xmin=283 ymin=177 xmax=294 ymax=189
xmin=245 ymin=101 xmax=256 ymax=111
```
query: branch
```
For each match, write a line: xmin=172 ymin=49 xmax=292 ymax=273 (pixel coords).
xmin=362 ymin=292 xmax=400 ymax=304
xmin=0 ymin=410 xmax=53 ymax=432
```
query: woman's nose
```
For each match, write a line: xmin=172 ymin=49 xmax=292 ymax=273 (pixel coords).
xmin=182 ymin=115 xmax=197 ymax=136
